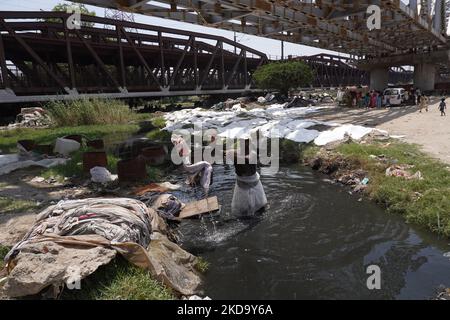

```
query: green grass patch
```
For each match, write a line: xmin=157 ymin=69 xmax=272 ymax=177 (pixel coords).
xmin=145 ymin=129 xmax=171 ymax=142
xmin=146 ymin=166 xmax=164 ymax=182
xmin=46 ymin=99 xmax=135 ymax=127
xmin=277 ymin=139 xmax=319 ymax=163
xmin=194 ymin=257 xmax=209 ymax=273
xmin=331 ymin=141 xmax=450 ymax=236
xmin=61 ymin=257 xmax=174 ymax=300
xmin=0 ymin=245 xmax=10 ymax=269
xmin=0 ymin=197 xmax=38 ymax=215
xmin=41 ymin=150 xmax=84 ymax=182
xmin=151 ymin=117 xmax=166 ymax=129
xmin=0 ymin=124 xmax=138 ymax=153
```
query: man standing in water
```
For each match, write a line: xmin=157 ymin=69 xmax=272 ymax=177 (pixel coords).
xmin=230 ymin=139 xmax=268 ymax=217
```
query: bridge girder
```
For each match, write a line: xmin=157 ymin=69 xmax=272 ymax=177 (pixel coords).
xmin=73 ymin=0 xmax=448 ymax=57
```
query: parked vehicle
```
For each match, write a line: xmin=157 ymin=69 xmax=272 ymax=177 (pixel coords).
xmin=383 ymin=88 xmax=406 ymax=105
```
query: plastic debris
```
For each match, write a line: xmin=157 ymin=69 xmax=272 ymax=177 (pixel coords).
xmin=134 ymin=182 xmax=181 ymax=195
xmin=0 ymin=154 xmax=68 ymax=176
xmin=257 ymin=96 xmax=267 ymax=104
xmin=186 ymin=295 xmax=212 ymax=300
xmin=385 ymin=165 xmax=423 ymax=180
xmin=53 ymin=137 xmax=81 ymax=156
xmin=90 ymin=166 xmax=118 ymax=183
xmin=7 ymin=107 xmax=51 ymax=128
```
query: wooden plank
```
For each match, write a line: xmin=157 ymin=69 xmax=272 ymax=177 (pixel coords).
xmin=177 ymin=196 xmax=219 ymax=219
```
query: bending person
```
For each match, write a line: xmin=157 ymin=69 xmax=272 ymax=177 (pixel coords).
xmin=171 ymin=134 xmax=213 ymax=194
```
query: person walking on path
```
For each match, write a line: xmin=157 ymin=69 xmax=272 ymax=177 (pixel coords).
xmin=370 ymin=91 xmax=377 ymax=108
xmin=415 ymin=88 xmax=422 ymax=106
xmin=363 ymin=93 xmax=370 ymax=109
xmin=376 ymin=91 xmax=382 ymax=108
xmin=439 ymin=98 xmax=447 ymax=116
xmin=419 ymin=95 xmax=429 ymax=113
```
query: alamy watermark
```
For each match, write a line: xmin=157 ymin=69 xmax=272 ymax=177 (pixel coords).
xmin=367 ymin=5 xmax=381 ymax=30
xmin=65 ymin=265 xmax=82 ymax=290
xmin=366 ymin=264 xmax=381 ymax=290
xmin=170 ymin=123 xmax=280 ymax=175
xmin=66 ymin=6 xmax=82 ymax=30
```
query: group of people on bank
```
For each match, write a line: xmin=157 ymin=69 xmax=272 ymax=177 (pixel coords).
xmin=340 ymin=86 xmax=446 ymax=116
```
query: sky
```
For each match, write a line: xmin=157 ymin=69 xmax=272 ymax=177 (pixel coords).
xmin=0 ymin=0 xmax=341 ymax=58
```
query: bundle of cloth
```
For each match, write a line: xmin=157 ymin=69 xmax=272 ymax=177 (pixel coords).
xmin=171 ymin=134 xmax=213 ymax=193
xmin=2 ymin=198 xmax=202 ymax=298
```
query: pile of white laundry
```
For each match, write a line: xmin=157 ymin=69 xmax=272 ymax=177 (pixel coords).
xmin=163 ymin=103 xmax=387 ymax=146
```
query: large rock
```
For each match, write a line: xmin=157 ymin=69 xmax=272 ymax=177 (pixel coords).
xmin=3 ymin=240 xmax=116 ymax=297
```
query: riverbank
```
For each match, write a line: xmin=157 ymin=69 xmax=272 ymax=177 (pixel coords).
xmin=303 ymin=98 xmax=450 ymax=164
xmin=300 ymin=140 xmax=450 ymax=237
xmin=0 ymin=119 xmax=194 ymax=300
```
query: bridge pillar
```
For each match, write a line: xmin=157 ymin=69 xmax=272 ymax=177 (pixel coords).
xmin=414 ymin=63 xmax=435 ymax=91
xmin=370 ymin=68 xmax=389 ymax=91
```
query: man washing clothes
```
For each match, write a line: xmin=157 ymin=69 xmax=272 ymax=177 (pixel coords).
xmin=228 ymin=138 xmax=268 ymax=217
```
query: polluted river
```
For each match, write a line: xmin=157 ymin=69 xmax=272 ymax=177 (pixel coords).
xmin=165 ymin=164 xmax=450 ymax=300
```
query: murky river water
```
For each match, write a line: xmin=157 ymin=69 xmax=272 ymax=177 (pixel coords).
xmin=174 ymin=165 xmax=450 ymax=300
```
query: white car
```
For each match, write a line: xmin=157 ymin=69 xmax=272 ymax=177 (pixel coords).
xmin=383 ymin=88 xmax=406 ymax=106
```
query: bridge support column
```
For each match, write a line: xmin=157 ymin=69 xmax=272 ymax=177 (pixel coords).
xmin=414 ymin=63 xmax=435 ymax=91
xmin=370 ymin=68 xmax=388 ymax=91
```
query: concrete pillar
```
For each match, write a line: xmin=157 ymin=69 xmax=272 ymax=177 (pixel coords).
xmin=414 ymin=63 xmax=436 ymax=91
xmin=370 ymin=68 xmax=389 ymax=91
xmin=409 ymin=0 xmax=418 ymax=15
xmin=433 ymin=0 xmax=443 ymax=32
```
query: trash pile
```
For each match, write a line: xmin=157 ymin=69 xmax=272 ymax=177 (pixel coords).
xmin=8 ymin=107 xmax=51 ymax=129
xmin=0 ymin=133 xmax=171 ymax=185
xmin=385 ymin=164 xmax=423 ymax=180
xmin=308 ymin=153 xmax=369 ymax=193
xmin=0 ymin=151 xmax=68 ymax=176
xmin=0 ymin=135 xmax=86 ymax=176
xmin=163 ymin=102 xmax=387 ymax=146
xmin=1 ymin=198 xmax=203 ymax=298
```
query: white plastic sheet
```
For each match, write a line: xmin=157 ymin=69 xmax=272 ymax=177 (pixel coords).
xmin=0 ymin=155 xmax=68 ymax=176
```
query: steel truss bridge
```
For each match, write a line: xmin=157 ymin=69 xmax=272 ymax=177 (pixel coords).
xmin=292 ymin=54 xmax=412 ymax=87
xmin=0 ymin=11 xmax=416 ymax=104
xmin=0 ymin=11 xmax=268 ymax=103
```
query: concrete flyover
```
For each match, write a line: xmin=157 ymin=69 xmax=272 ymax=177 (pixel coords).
xmin=72 ymin=0 xmax=450 ymax=91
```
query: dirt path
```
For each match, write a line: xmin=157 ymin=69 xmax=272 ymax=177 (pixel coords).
xmin=305 ymin=97 xmax=450 ymax=164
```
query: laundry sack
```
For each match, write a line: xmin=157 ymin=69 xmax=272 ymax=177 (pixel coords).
xmin=231 ymin=172 xmax=267 ymax=217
